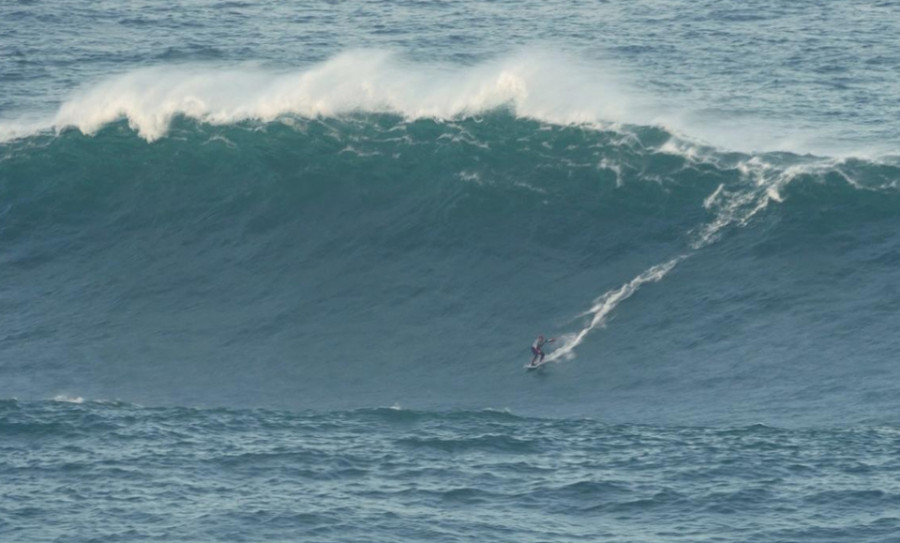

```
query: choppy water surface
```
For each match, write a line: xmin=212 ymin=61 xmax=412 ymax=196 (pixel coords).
xmin=4 ymin=400 xmax=900 ymax=542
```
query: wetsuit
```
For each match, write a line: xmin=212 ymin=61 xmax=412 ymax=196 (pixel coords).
xmin=531 ymin=337 xmax=549 ymax=364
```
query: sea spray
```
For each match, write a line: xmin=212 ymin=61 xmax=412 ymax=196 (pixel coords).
xmin=43 ymin=51 xmax=641 ymax=142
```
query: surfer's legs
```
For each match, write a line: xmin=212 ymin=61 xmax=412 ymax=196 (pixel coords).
xmin=530 ymin=347 xmax=541 ymax=365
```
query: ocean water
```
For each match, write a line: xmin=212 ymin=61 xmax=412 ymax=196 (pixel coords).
xmin=3 ymin=1 xmax=900 ymax=541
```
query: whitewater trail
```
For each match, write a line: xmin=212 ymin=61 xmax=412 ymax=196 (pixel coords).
xmin=547 ymin=256 xmax=685 ymax=362
xmin=548 ymin=153 xmax=789 ymax=363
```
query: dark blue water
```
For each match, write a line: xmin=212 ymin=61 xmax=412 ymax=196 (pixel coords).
xmin=3 ymin=1 xmax=900 ymax=541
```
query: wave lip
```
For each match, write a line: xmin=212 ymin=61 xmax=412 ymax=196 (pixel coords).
xmin=44 ymin=49 xmax=639 ymax=142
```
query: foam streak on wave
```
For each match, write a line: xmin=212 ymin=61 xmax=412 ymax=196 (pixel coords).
xmin=691 ymin=158 xmax=787 ymax=250
xmin=548 ymin=257 xmax=684 ymax=362
xmin=551 ymin=153 xmax=794 ymax=362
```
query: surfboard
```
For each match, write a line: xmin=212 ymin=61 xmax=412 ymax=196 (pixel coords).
xmin=525 ymin=360 xmax=549 ymax=370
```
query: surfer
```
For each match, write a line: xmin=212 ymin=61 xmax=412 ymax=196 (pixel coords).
xmin=529 ymin=335 xmax=555 ymax=366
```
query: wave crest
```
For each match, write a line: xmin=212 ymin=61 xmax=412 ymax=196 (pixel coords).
xmin=50 ymin=50 xmax=638 ymax=142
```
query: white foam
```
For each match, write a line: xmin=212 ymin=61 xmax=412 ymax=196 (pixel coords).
xmin=0 ymin=48 xmax=890 ymax=157
xmin=52 ymin=395 xmax=84 ymax=404
xmin=556 ymin=139 xmax=856 ymax=362
xmin=548 ymin=183 xmax=773 ymax=363
xmin=549 ymin=152 xmax=833 ymax=362
xmin=688 ymin=155 xmax=820 ymax=250
xmin=547 ymin=257 xmax=684 ymax=362
xmin=0 ymin=116 xmax=56 ymax=144
xmin=41 ymin=49 xmax=643 ymax=142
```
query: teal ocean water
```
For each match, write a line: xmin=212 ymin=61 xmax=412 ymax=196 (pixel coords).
xmin=3 ymin=1 xmax=900 ymax=541
xmin=5 ymin=399 xmax=900 ymax=542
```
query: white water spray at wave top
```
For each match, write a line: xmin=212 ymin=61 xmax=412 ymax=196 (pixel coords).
xmin=50 ymin=50 xmax=641 ymax=142
xmin=0 ymin=48 xmax=888 ymax=156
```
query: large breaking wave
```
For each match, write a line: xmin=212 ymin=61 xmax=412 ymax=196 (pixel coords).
xmin=2 ymin=63 xmax=900 ymax=423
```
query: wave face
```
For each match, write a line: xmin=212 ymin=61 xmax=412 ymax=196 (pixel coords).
xmin=2 ymin=113 xmax=900 ymax=424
